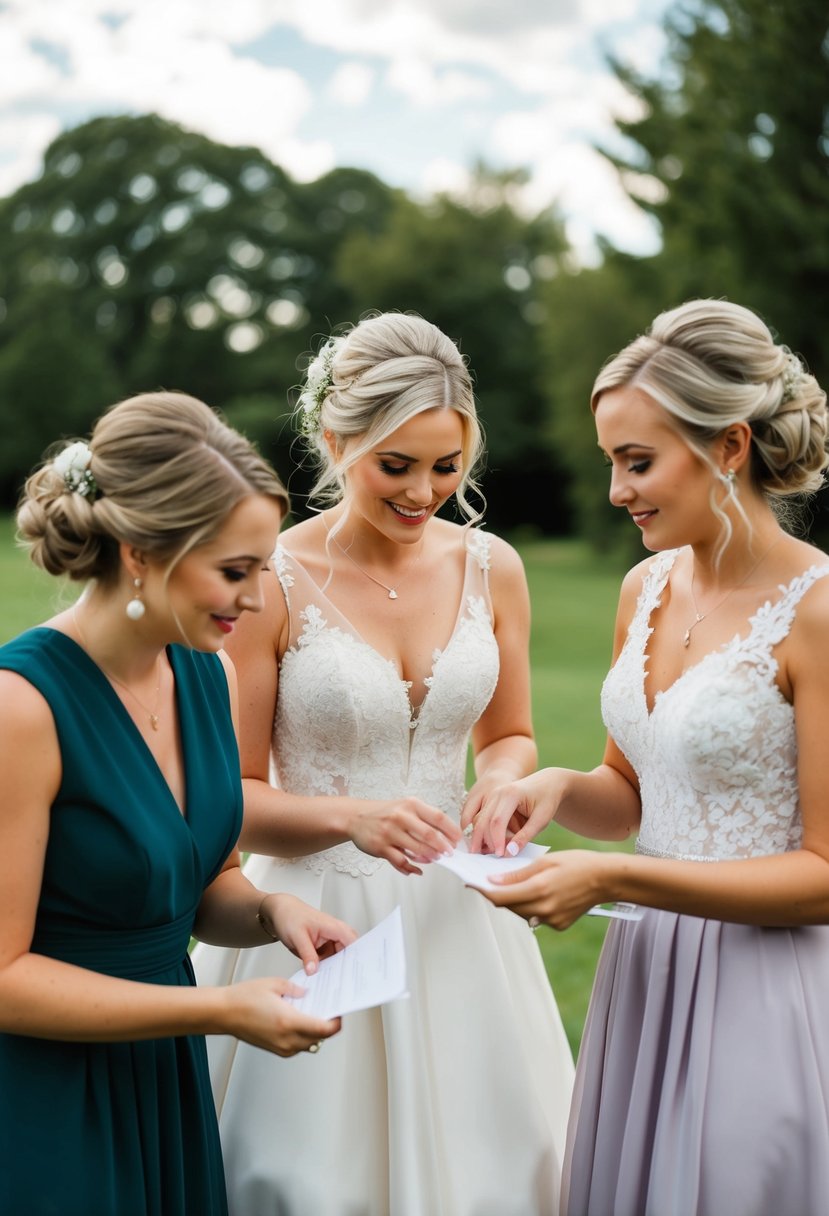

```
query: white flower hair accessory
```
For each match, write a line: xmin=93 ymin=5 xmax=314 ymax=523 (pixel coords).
xmin=53 ymin=441 xmax=98 ymax=499
xmin=781 ymin=351 xmax=806 ymax=404
xmin=297 ymin=336 xmax=344 ymax=437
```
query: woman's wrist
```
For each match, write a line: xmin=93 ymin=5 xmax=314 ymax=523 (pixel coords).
xmin=256 ymin=892 xmax=282 ymax=942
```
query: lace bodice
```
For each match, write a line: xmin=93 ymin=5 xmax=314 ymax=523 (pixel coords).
xmin=602 ymin=549 xmax=829 ymax=862
xmin=270 ymin=530 xmax=500 ymax=876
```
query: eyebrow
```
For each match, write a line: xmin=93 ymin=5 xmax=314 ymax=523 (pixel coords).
xmin=599 ymin=443 xmax=657 ymax=456
xmin=376 ymin=448 xmax=463 ymax=462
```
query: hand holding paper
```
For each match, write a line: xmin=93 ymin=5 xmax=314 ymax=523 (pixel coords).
xmin=283 ymin=906 xmax=409 ymax=1020
xmin=437 ymin=838 xmax=642 ymax=922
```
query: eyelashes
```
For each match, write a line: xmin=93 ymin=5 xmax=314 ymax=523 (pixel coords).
xmin=379 ymin=462 xmax=460 ymax=476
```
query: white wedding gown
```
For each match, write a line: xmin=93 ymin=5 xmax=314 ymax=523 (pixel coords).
xmin=194 ymin=529 xmax=574 ymax=1216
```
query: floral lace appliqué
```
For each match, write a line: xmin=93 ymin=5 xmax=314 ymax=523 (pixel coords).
xmin=602 ymin=551 xmax=829 ymax=862
xmin=269 ymin=535 xmax=500 ymax=877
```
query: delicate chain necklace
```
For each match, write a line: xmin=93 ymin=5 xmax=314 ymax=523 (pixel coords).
xmin=683 ymin=538 xmax=780 ymax=648
xmin=73 ymin=607 xmax=163 ymax=730
xmin=333 ymin=537 xmax=424 ymax=600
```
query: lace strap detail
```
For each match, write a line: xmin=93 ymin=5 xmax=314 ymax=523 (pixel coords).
xmin=465 ymin=528 xmax=491 ymax=571
xmin=626 ymin=549 xmax=679 ymax=653
xmin=746 ymin=564 xmax=829 ymax=653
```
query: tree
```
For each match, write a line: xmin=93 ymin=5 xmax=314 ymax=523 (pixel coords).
xmin=335 ymin=167 xmax=572 ymax=533
xmin=606 ymin=0 xmax=829 ymax=380
xmin=0 ymin=114 xmax=398 ymax=501
xmin=541 ymin=0 xmax=829 ymax=549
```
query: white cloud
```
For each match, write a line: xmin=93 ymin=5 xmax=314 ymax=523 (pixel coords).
xmin=0 ymin=113 xmax=62 ymax=196
xmin=327 ymin=62 xmax=375 ymax=107
xmin=0 ymin=0 xmax=671 ymax=258
xmin=385 ymin=59 xmax=490 ymax=107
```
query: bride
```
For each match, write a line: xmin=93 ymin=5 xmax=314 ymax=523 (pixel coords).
xmin=193 ymin=312 xmax=574 ymax=1215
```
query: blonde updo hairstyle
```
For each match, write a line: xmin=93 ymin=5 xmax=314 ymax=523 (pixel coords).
xmin=298 ymin=312 xmax=484 ymax=524
xmin=17 ymin=391 xmax=289 ymax=584
xmin=591 ymin=299 xmax=828 ymax=547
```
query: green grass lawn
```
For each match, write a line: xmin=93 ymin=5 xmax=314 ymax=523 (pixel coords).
xmin=0 ymin=517 xmax=630 ymax=1055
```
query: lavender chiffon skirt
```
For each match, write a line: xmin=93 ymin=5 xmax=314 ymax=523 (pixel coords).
xmin=562 ymin=909 xmax=829 ymax=1216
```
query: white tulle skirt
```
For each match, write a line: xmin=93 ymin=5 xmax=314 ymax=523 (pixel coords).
xmin=194 ymin=852 xmax=574 ymax=1216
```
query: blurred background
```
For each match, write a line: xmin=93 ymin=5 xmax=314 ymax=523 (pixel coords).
xmin=1 ymin=0 xmax=826 ymax=544
xmin=1 ymin=0 xmax=827 ymax=1049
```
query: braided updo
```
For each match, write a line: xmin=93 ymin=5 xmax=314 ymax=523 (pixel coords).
xmin=17 ymin=391 xmax=289 ymax=583
xmin=591 ymin=299 xmax=828 ymax=499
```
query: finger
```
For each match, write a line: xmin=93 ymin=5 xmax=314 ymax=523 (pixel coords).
xmin=489 ymin=859 xmax=547 ymax=886
xmin=387 ymin=848 xmax=423 ymax=876
xmin=460 ymin=791 xmax=483 ymax=831
xmin=290 ymin=929 xmax=320 ymax=976
xmin=413 ymin=804 xmax=463 ymax=844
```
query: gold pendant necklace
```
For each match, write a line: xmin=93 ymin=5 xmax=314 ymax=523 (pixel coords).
xmin=683 ymin=538 xmax=780 ymax=648
xmin=333 ymin=538 xmax=424 ymax=600
xmin=73 ymin=607 xmax=162 ymax=730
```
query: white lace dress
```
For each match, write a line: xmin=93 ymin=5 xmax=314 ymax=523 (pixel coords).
xmin=562 ymin=548 xmax=829 ymax=1216
xmin=194 ymin=530 xmax=574 ymax=1216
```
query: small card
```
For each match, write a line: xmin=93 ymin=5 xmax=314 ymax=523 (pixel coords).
xmin=587 ymin=902 xmax=644 ymax=922
xmin=435 ymin=838 xmax=550 ymax=890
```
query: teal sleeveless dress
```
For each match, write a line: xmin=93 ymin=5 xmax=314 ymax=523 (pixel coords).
xmin=0 ymin=628 xmax=243 ymax=1216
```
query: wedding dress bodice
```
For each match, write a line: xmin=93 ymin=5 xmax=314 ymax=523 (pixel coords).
xmin=271 ymin=530 xmax=500 ymax=877
xmin=602 ymin=548 xmax=829 ymax=862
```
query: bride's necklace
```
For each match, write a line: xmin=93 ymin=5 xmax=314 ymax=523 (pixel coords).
xmin=683 ymin=538 xmax=780 ymax=648
xmin=73 ymin=607 xmax=163 ymax=730
xmin=333 ymin=537 xmax=424 ymax=600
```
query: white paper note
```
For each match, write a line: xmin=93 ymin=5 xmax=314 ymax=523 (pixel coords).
xmin=586 ymin=902 xmax=644 ymax=922
xmin=438 ymin=840 xmax=644 ymax=922
xmin=435 ymin=838 xmax=550 ymax=889
xmin=283 ymin=905 xmax=409 ymax=1019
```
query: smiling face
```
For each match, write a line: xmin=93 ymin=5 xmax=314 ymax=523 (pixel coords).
xmin=343 ymin=407 xmax=465 ymax=544
xmin=595 ymin=386 xmax=720 ymax=551
xmin=143 ymin=493 xmax=283 ymax=650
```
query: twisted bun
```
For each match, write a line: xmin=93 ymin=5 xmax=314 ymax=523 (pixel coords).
xmin=17 ymin=392 xmax=289 ymax=583
xmin=17 ymin=457 xmax=110 ymax=581
xmin=592 ymin=299 xmax=828 ymax=499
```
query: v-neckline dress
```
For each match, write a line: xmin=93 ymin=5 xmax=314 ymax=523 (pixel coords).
xmin=562 ymin=549 xmax=829 ymax=1216
xmin=0 ymin=628 xmax=243 ymax=1216
xmin=194 ymin=528 xmax=576 ymax=1216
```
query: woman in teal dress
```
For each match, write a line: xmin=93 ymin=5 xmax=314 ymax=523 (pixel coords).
xmin=0 ymin=392 xmax=356 ymax=1216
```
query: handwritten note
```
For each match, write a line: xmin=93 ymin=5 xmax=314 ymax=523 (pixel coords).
xmin=284 ymin=906 xmax=409 ymax=1019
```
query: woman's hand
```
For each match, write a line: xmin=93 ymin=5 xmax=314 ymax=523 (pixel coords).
xmin=481 ymin=849 xmax=617 ymax=931
xmin=348 ymin=797 xmax=462 ymax=876
xmin=261 ymin=893 xmax=358 ymax=975
xmin=464 ymin=769 xmax=562 ymax=857
xmin=218 ymin=976 xmax=341 ymax=1057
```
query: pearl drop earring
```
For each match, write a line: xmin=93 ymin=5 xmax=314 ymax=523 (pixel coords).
xmin=126 ymin=578 xmax=146 ymax=621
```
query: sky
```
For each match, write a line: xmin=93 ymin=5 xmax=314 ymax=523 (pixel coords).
xmin=0 ymin=0 xmax=674 ymax=263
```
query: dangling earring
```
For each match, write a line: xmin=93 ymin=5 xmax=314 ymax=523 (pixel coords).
xmin=720 ymin=468 xmax=737 ymax=493
xmin=126 ymin=577 xmax=146 ymax=621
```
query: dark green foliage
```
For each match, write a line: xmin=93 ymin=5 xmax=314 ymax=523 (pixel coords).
xmin=544 ymin=0 xmax=829 ymax=547
xmin=0 ymin=116 xmax=570 ymax=531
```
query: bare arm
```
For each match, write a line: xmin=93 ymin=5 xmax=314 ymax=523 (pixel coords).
xmin=0 ymin=670 xmax=340 ymax=1053
xmin=462 ymin=536 xmax=537 ymax=812
xmin=468 ymin=561 xmax=645 ymax=854
xmin=484 ymin=574 xmax=829 ymax=929
xmin=225 ymin=565 xmax=460 ymax=873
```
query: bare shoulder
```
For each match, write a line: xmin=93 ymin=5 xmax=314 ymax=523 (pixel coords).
xmin=0 ymin=670 xmax=61 ymax=791
xmin=277 ymin=514 xmax=325 ymax=560
xmin=460 ymin=527 xmax=526 ymax=586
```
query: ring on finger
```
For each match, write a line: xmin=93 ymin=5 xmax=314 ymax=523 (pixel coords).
xmin=528 ymin=915 xmax=541 ymax=931
xmin=308 ymin=1042 xmax=321 ymax=1054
